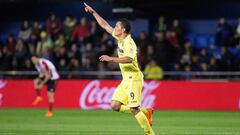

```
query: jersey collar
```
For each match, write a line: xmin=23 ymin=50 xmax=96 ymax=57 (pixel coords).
xmin=119 ymin=34 xmax=131 ymax=43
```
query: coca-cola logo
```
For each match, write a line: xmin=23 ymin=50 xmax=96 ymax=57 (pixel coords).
xmin=0 ymin=80 xmax=7 ymax=106
xmin=79 ymin=80 xmax=160 ymax=110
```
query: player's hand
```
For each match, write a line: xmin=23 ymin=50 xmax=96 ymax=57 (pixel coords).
xmin=39 ymin=73 xmax=44 ymax=78
xmin=84 ymin=2 xmax=95 ymax=14
xmin=99 ymin=55 xmax=113 ymax=62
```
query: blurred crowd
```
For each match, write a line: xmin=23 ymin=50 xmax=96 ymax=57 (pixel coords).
xmin=1 ymin=13 xmax=240 ymax=80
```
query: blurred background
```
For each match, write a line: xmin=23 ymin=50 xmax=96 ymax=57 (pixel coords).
xmin=2 ymin=0 xmax=240 ymax=80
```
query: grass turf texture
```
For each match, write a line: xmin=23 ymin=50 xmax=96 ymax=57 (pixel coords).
xmin=0 ymin=109 xmax=240 ymax=135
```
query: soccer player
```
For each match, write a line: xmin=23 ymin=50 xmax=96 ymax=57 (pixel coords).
xmin=31 ymin=55 xmax=59 ymax=117
xmin=84 ymin=3 xmax=155 ymax=135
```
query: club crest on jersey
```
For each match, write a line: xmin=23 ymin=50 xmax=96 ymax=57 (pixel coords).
xmin=118 ymin=47 xmax=124 ymax=53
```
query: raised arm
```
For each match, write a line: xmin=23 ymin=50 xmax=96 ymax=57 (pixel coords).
xmin=84 ymin=2 xmax=113 ymax=34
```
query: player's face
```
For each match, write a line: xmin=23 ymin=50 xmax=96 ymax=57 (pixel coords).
xmin=114 ymin=21 xmax=124 ymax=36
xmin=31 ymin=57 xmax=39 ymax=65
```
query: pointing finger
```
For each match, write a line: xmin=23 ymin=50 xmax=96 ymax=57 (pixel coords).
xmin=83 ymin=2 xmax=88 ymax=7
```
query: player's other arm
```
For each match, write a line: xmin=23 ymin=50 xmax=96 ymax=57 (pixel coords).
xmin=40 ymin=62 xmax=52 ymax=85
xmin=99 ymin=55 xmax=132 ymax=63
xmin=84 ymin=2 xmax=113 ymax=34
xmin=37 ymin=70 xmax=51 ymax=88
xmin=42 ymin=70 xmax=51 ymax=84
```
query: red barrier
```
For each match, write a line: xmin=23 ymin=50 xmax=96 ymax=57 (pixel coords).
xmin=0 ymin=80 xmax=240 ymax=111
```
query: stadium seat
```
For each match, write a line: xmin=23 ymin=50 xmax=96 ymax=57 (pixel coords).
xmin=1 ymin=34 xmax=8 ymax=44
xmin=209 ymin=35 xmax=215 ymax=46
xmin=213 ymin=46 xmax=222 ymax=59
xmin=229 ymin=47 xmax=239 ymax=55
xmin=195 ymin=34 xmax=209 ymax=49
xmin=185 ymin=33 xmax=196 ymax=44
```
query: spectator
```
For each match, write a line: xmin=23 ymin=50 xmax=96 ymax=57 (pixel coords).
xmin=154 ymin=16 xmax=167 ymax=33
xmin=183 ymin=41 xmax=192 ymax=54
xmin=198 ymin=48 xmax=210 ymax=63
xmin=216 ymin=17 xmax=233 ymax=47
xmin=15 ymin=38 xmax=27 ymax=69
xmin=182 ymin=65 xmax=192 ymax=80
xmin=200 ymin=62 xmax=208 ymax=71
xmin=0 ymin=47 xmax=3 ymax=69
xmin=68 ymin=43 xmax=81 ymax=60
xmin=31 ymin=21 xmax=42 ymax=37
xmin=137 ymin=31 xmax=150 ymax=53
xmin=36 ymin=31 xmax=53 ymax=56
xmin=166 ymin=30 xmax=179 ymax=48
xmin=170 ymin=19 xmax=184 ymax=41
xmin=137 ymin=46 xmax=144 ymax=69
xmin=46 ymin=12 xmax=62 ymax=40
xmin=58 ymin=58 xmax=68 ymax=71
xmin=180 ymin=51 xmax=191 ymax=65
xmin=208 ymin=57 xmax=219 ymax=71
xmin=96 ymin=62 xmax=109 ymax=79
xmin=219 ymin=47 xmax=233 ymax=71
xmin=18 ymin=20 xmax=31 ymax=41
xmin=171 ymin=63 xmax=181 ymax=80
xmin=144 ymin=45 xmax=157 ymax=66
xmin=28 ymin=34 xmax=38 ymax=48
xmin=144 ymin=59 xmax=163 ymax=80
xmin=80 ymin=57 xmax=94 ymax=71
xmin=82 ymin=42 xmax=96 ymax=66
xmin=154 ymin=31 xmax=168 ymax=66
xmin=97 ymin=44 xmax=109 ymax=58
xmin=2 ymin=12 xmax=240 ymax=80
xmin=68 ymin=58 xmax=81 ymax=79
xmin=28 ymin=44 xmax=36 ymax=57
xmin=72 ymin=17 xmax=89 ymax=42
xmin=165 ymin=30 xmax=179 ymax=64
xmin=63 ymin=15 xmax=76 ymax=40
xmin=107 ymin=47 xmax=119 ymax=71
xmin=22 ymin=58 xmax=34 ymax=71
xmin=6 ymin=34 xmax=16 ymax=54
xmin=88 ymin=20 xmax=102 ymax=45
xmin=20 ymin=58 xmax=34 ymax=79
xmin=54 ymin=33 xmax=66 ymax=50
xmin=54 ymin=47 xmax=68 ymax=66
xmin=0 ymin=46 xmax=13 ymax=70
xmin=191 ymin=55 xmax=201 ymax=71
xmin=100 ymin=32 xmax=114 ymax=51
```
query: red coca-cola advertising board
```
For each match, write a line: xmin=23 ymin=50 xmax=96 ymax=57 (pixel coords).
xmin=0 ymin=80 xmax=240 ymax=111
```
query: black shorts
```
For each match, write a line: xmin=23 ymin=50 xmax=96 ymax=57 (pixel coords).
xmin=46 ymin=80 xmax=56 ymax=92
xmin=38 ymin=77 xmax=56 ymax=92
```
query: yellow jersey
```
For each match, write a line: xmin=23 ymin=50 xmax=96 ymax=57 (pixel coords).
xmin=112 ymin=30 xmax=143 ymax=81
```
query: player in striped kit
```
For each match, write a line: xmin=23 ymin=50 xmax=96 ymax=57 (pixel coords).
xmin=31 ymin=55 xmax=59 ymax=117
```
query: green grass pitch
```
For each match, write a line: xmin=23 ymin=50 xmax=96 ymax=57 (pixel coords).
xmin=0 ymin=109 xmax=240 ymax=135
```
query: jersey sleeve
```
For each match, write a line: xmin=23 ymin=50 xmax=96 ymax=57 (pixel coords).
xmin=41 ymin=61 xmax=49 ymax=71
xmin=35 ymin=65 xmax=41 ymax=72
xmin=111 ymin=29 xmax=119 ymax=40
xmin=123 ymin=41 xmax=136 ymax=59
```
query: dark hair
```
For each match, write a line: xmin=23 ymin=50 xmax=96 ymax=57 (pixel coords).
xmin=117 ymin=18 xmax=131 ymax=34
xmin=31 ymin=54 xmax=39 ymax=58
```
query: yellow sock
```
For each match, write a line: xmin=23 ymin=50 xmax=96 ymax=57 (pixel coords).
xmin=141 ymin=108 xmax=148 ymax=114
xmin=135 ymin=111 xmax=155 ymax=135
xmin=120 ymin=105 xmax=148 ymax=114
